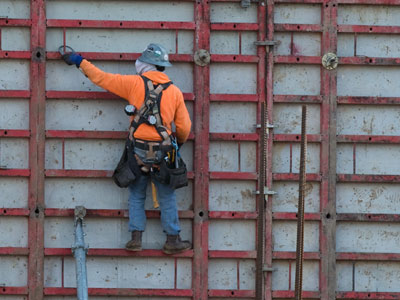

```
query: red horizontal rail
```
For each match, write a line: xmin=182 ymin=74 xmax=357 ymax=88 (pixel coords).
xmin=0 ymin=90 xmax=30 ymax=98
xmin=45 ymin=169 xmax=114 ymax=178
xmin=0 ymin=208 xmax=30 ymax=216
xmin=209 ymin=172 xmax=258 ymax=180
xmin=273 ymin=173 xmax=322 ymax=181
xmin=45 ymin=248 xmax=193 ymax=258
xmin=0 ymin=287 xmax=28 ymax=295
xmin=211 ymin=23 xmax=258 ymax=31
xmin=209 ymin=94 xmax=258 ymax=102
xmin=274 ymin=95 xmax=323 ymax=104
xmin=338 ymin=135 xmax=400 ymax=144
xmin=0 ymin=130 xmax=30 ymax=138
xmin=211 ymin=54 xmax=258 ymax=63
xmin=274 ymin=55 xmax=321 ymax=64
xmin=46 ymin=130 xmax=127 ymax=139
xmin=209 ymin=250 xmax=257 ymax=259
xmin=275 ymin=0 xmax=323 ymax=2
xmin=338 ymin=96 xmax=400 ymax=105
xmin=272 ymin=212 xmax=321 ymax=221
xmin=0 ymin=169 xmax=30 ymax=177
xmin=337 ymin=174 xmax=400 ymax=183
xmin=0 ymin=51 xmax=31 ymax=59
xmin=273 ymin=251 xmax=321 ymax=260
xmin=338 ymin=0 xmax=400 ymax=4
xmin=0 ymin=247 xmax=29 ymax=255
xmin=273 ymin=291 xmax=320 ymax=298
xmin=208 ymin=289 xmax=255 ymax=298
xmin=340 ymin=56 xmax=400 ymax=66
xmin=0 ymin=19 xmax=31 ymax=27
xmin=47 ymin=19 xmax=195 ymax=30
xmin=338 ymin=25 xmax=400 ymax=34
xmin=337 ymin=292 xmax=400 ymax=300
xmin=46 ymin=90 xmax=195 ymax=101
xmin=337 ymin=213 xmax=400 ymax=222
xmin=274 ymin=134 xmax=323 ymax=143
xmin=337 ymin=252 xmax=400 ymax=261
xmin=274 ymin=24 xmax=323 ymax=32
xmin=209 ymin=211 xmax=258 ymax=219
xmin=45 ymin=287 xmax=193 ymax=297
xmin=209 ymin=133 xmax=259 ymax=142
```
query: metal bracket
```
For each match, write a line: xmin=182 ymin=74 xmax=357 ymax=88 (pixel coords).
xmin=263 ymin=265 xmax=275 ymax=272
xmin=255 ymin=123 xmax=274 ymax=129
xmin=253 ymin=188 xmax=277 ymax=195
xmin=322 ymin=52 xmax=338 ymax=70
xmin=194 ymin=49 xmax=210 ymax=66
xmin=254 ymin=40 xmax=281 ymax=47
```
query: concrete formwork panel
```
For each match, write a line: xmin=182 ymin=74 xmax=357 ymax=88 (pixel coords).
xmin=274 ymin=4 xmax=321 ymax=25
xmin=336 ymin=144 xmax=354 ymax=174
xmin=272 ymin=182 xmax=320 ymax=213
xmin=0 ymin=256 xmax=27 ymax=286
xmin=272 ymin=143 xmax=320 ymax=173
xmin=336 ymin=262 xmax=353 ymax=291
xmin=275 ymin=33 xmax=321 ymax=57
xmin=337 ymin=183 xmax=400 ymax=214
xmin=337 ymin=105 xmax=400 ymax=135
xmin=239 ymin=142 xmax=257 ymax=172
xmin=0 ymin=99 xmax=29 ymax=130
xmin=239 ymin=259 xmax=256 ymax=290
xmin=355 ymin=144 xmax=400 ymax=175
xmin=209 ymin=180 xmax=256 ymax=212
xmin=46 ymin=29 xmax=178 ymax=54
xmin=176 ymin=258 xmax=192 ymax=289
xmin=44 ymin=217 xmax=192 ymax=250
xmin=44 ymin=257 xmax=62 ymax=288
xmin=62 ymin=257 xmax=178 ymax=289
xmin=355 ymin=262 xmax=400 ymax=292
xmin=0 ymin=297 xmax=27 ymax=300
xmin=0 ymin=178 xmax=28 ymax=208
xmin=0 ymin=216 xmax=28 ymax=247
xmin=177 ymin=141 xmax=193 ymax=171
xmin=337 ymin=33 xmax=355 ymax=57
xmin=274 ymin=104 xmax=320 ymax=134
xmin=210 ymin=3 xmax=257 ymax=23
xmin=0 ymin=60 xmax=30 ymax=90
xmin=338 ymin=5 xmax=400 ymax=26
xmin=45 ymin=298 xmax=191 ymax=300
xmin=45 ymin=139 xmax=63 ymax=169
xmin=1 ymin=28 xmax=30 ymax=51
xmin=208 ymin=259 xmax=255 ymax=290
xmin=272 ymin=221 xmax=319 ymax=252
xmin=0 ymin=138 xmax=29 ymax=169
xmin=209 ymin=102 xmax=257 ymax=133
xmin=209 ymin=220 xmax=256 ymax=251
xmin=210 ymin=32 xmax=239 ymax=55
xmin=0 ymin=0 xmax=30 ymax=18
xmin=357 ymin=34 xmax=400 ymax=58
xmin=338 ymin=66 xmax=400 ymax=97
xmin=177 ymin=31 xmax=194 ymax=55
xmin=46 ymin=1 xmax=194 ymax=22
xmin=209 ymin=142 xmax=239 ymax=172
xmin=272 ymin=260 xmax=319 ymax=291
xmin=273 ymin=65 xmax=321 ymax=96
xmin=210 ymin=64 xmax=257 ymax=94
xmin=337 ymin=222 xmax=400 ymax=253
xmin=164 ymin=63 xmax=194 ymax=94
xmin=46 ymin=99 xmax=128 ymax=131
xmin=241 ymin=32 xmax=258 ymax=56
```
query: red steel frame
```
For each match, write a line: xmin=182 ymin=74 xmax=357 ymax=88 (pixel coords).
xmin=2 ymin=0 xmax=400 ymax=299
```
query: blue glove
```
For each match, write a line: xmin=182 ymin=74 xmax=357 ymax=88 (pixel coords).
xmin=62 ymin=52 xmax=83 ymax=67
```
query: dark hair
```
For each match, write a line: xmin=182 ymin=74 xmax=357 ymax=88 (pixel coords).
xmin=156 ymin=65 xmax=165 ymax=72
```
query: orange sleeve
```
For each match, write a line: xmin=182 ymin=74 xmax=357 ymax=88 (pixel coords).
xmin=174 ymin=89 xmax=192 ymax=143
xmin=80 ymin=59 xmax=139 ymax=100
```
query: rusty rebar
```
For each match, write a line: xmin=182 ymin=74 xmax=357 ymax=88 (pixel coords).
xmin=295 ymin=105 xmax=307 ymax=300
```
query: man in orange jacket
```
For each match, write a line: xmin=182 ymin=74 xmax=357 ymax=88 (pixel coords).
xmin=62 ymin=44 xmax=192 ymax=254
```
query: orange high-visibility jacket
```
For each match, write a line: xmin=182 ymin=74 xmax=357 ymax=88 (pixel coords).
xmin=80 ymin=59 xmax=192 ymax=143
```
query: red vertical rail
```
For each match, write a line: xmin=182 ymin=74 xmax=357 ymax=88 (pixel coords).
xmin=320 ymin=1 xmax=337 ymax=300
xmin=192 ymin=1 xmax=210 ymax=300
xmin=28 ymin=0 xmax=46 ymax=300
xmin=265 ymin=1 xmax=274 ymax=299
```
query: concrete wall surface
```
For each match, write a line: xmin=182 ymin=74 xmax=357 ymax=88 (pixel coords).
xmin=1 ymin=0 xmax=400 ymax=299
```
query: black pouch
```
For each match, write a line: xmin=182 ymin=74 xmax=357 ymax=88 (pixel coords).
xmin=112 ymin=139 xmax=141 ymax=188
xmin=152 ymin=157 xmax=188 ymax=190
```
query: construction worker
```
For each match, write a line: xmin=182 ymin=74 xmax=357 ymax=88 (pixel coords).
xmin=61 ymin=44 xmax=192 ymax=254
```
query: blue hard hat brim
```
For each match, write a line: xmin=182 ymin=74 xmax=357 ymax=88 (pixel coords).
xmin=138 ymin=56 xmax=172 ymax=67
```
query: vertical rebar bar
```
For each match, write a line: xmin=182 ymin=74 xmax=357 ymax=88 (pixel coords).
xmin=295 ymin=105 xmax=307 ymax=300
xmin=73 ymin=206 xmax=89 ymax=300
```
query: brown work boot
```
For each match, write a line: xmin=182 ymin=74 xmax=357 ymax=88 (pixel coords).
xmin=162 ymin=235 xmax=192 ymax=254
xmin=125 ymin=231 xmax=142 ymax=251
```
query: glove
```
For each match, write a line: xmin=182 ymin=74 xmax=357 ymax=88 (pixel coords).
xmin=62 ymin=52 xmax=83 ymax=67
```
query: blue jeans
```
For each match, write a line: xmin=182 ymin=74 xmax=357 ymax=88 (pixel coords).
xmin=128 ymin=148 xmax=181 ymax=235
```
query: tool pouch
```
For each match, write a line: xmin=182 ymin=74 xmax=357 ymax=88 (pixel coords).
xmin=152 ymin=157 xmax=188 ymax=190
xmin=112 ymin=139 xmax=141 ymax=188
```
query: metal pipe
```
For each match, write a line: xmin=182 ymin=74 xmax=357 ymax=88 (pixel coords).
xmin=73 ymin=206 xmax=89 ymax=300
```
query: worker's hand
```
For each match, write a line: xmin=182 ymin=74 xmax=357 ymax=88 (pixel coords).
xmin=62 ymin=52 xmax=83 ymax=67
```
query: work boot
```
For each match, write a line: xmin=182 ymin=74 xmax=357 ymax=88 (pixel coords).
xmin=125 ymin=231 xmax=142 ymax=251
xmin=162 ymin=235 xmax=192 ymax=254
